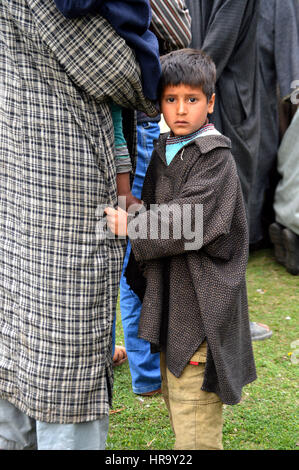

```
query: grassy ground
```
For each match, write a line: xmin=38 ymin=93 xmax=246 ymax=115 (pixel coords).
xmin=107 ymin=248 xmax=299 ymax=450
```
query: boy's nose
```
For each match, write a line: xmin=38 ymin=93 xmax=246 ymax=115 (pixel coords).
xmin=177 ymin=100 xmax=187 ymax=114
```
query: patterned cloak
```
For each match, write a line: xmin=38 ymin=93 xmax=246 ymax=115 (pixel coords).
xmin=0 ymin=0 xmax=157 ymax=423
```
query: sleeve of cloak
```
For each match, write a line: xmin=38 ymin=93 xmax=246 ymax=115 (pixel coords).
xmin=27 ymin=0 xmax=158 ymax=116
xmin=129 ymin=149 xmax=240 ymax=261
xmin=274 ymin=0 xmax=299 ymax=99
xmin=200 ymin=0 xmax=255 ymax=80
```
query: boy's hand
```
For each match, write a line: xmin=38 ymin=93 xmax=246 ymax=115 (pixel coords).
xmin=104 ymin=206 xmax=128 ymax=236
xmin=125 ymin=193 xmax=142 ymax=211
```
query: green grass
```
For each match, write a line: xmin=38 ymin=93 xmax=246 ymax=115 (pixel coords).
xmin=107 ymin=249 xmax=299 ymax=450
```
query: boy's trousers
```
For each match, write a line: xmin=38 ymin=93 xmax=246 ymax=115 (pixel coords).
xmin=160 ymin=341 xmax=223 ymax=450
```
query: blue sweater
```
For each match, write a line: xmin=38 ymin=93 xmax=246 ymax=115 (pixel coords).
xmin=54 ymin=0 xmax=161 ymax=101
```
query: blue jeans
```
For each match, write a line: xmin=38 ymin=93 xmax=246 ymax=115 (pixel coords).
xmin=117 ymin=121 xmax=161 ymax=394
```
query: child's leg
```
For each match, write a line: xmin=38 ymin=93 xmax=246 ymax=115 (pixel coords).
xmin=160 ymin=342 xmax=223 ymax=450
xmin=160 ymin=352 xmax=174 ymax=433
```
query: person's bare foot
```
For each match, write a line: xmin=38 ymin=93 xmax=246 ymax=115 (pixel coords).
xmin=113 ymin=346 xmax=128 ymax=367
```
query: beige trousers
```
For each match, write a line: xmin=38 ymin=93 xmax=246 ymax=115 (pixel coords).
xmin=160 ymin=341 xmax=223 ymax=450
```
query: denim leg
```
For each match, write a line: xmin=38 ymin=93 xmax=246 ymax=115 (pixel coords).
xmin=131 ymin=122 xmax=161 ymax=199
xmin=119 ymin=122 xmax=161 ymax=394
xmin=120 ymin=246 xmax=161 ymax=394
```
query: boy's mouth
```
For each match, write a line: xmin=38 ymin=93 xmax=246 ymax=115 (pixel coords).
xmin=175 ymin=120 xmax=189 ymax=125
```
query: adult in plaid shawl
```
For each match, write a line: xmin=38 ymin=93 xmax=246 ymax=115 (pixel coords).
xmin=0 ymin=0 xmax=157 ymax=445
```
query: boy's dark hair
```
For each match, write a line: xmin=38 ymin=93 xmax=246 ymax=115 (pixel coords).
xmin=159 ymin=48 xmax=216 ymax=101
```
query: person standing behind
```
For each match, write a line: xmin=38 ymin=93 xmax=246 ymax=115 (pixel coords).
xmin=185 ymin=0 xmax=259 ymax=217
xmin=250 ymin=0 xmax=299 ymax=249
xmin=118 ymin=0 xmax=192 ymax=396
xmin=186 ymin=0 xmax=273 ymax=342
xmin=271 ymin=106 xmax=299 ymax=275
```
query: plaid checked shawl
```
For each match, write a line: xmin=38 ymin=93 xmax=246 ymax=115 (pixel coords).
xmin=0 ymin=0 xmax=157 ymax=423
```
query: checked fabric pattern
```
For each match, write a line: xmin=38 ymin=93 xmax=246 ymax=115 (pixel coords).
xmin=0 ymin=0 xmax=156 ymax=423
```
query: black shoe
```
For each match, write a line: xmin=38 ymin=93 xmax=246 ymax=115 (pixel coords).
xmin=282 ymin=228 xmax=299 ymax=275
xmin=269 ymin=223 xmax=286 ymax=265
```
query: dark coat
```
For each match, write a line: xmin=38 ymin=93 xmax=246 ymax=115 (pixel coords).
xmin=185 ymin=0 xmax=260 ymax=216
xmin=249 ymin=0 xmax=299 ymax=244
xmin=127 ymin=132 xmax=257 ymax=405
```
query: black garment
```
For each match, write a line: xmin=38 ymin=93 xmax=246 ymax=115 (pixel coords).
xmin=186 ymin=0 xmax=260 ymax=221
xmin=249 ymin=0 xmax=299 ymax=244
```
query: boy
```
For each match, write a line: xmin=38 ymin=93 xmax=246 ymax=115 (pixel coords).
xmin=105 ymin=49 xmax=256 ymax=450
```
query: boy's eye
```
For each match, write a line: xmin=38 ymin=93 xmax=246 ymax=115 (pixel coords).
xmin=189 ymin=97 xmax=197 ymax=103
xmin=166 ymin=97 xmax=175 ymax=103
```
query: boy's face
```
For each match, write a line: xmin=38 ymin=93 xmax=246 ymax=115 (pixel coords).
xmin=161 ymin=84 xmax=215 ymax=136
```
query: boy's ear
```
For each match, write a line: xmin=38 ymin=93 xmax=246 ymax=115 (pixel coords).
xmin=208 ymin=93 xmax=215 ymax=114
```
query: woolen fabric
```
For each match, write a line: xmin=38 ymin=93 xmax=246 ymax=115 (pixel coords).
xmin=127 ymin=132 xmax=257 ymax=405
